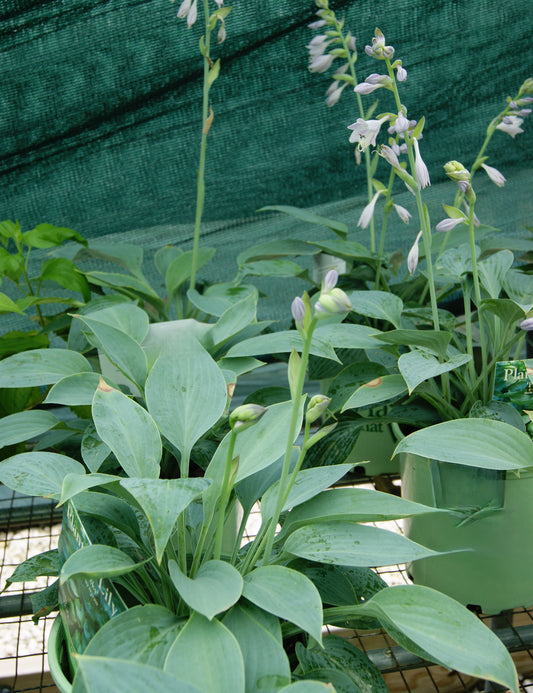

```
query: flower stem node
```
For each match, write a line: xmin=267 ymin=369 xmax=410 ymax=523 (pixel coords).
xmin=306 ymin=395 xmax=331 ymax=424
xmin=229 ymin=404 xmax=268 ymax=433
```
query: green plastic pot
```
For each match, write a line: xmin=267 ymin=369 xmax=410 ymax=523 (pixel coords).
xmin=48 ymin=616 xmax=73 ymax=693
xmin=400 ymin=451 xmax=533 ymax=615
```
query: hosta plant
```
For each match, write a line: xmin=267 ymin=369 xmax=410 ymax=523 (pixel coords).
xmin=0 ymin=273 xmax=523 ymax=693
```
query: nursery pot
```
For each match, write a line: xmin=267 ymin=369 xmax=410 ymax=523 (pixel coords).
xmin=48 ymin=616 xmax=73 ymax=693
xmin=400 ymin=452 xmax=533 ymax=615
xmin=343 ymin=406 xmax=399 ymax=477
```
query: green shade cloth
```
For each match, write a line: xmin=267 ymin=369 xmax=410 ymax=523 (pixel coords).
xmin=1 ymin=0 xmax=532 ymax=326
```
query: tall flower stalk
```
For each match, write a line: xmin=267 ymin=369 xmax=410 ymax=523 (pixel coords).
xmin=176 ymin=0 xmax=230 ymax=314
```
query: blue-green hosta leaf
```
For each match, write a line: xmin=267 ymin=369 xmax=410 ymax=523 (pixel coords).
xmin=120 ymin=477 xmax=210 ymax=563
xmin=5 ymin=549 xmax=59 ymax=586
xmin=278 ymin=682 xmax=338 ymax=692
xmin=0 ymin=348 xmax=92 ymax=387
xmin=58 ymin=473 xmax=121 ymax=506
xmin=237 ymin=239 xmax=315 ymax=265
xmin=477 ymin=249 xmax=514 ymax=299
xmin=226 ymin=331 xmax=340 ymax=362
xmin=76 ymin=313 xmax=148 ymax=389
xmin=398 ymin=350 xmax=471 ymax=394
xmin=0 ymin=452 xmax=85 ymax=497
xmin=260 ymin=464 xmax=355 ymax=524
xmin=480 ymin=298 xmax=526 ymax=326
xmin=60 ymin=545 xmax=147 ymax=584
xmin=296 ymin=635 xmax=388 ymax=693
xmin=73 ymin=656 xmax=201 ymax=693
xmin=0 ymin=410 xmax=59 ymax=448
xmin=347 ymin=290 xmax=403 ymax=328
xmin=165 ymin=247 xmax=216 ymax=299
xmin=83 ymin=605 xmax=183 ymax=668
xmin=80 ymin=241 xmax=144 ymax=277
xmin=72 ymin=491 xmax=140 ymax=540
xmin=169 ymin=560 xmax=243 ymax=620
xmin=357 ymin=585 xmax=518 ymax=693
xmin=315 ymin=323 xmax=383 ymax=349
xmin=503 ymin=269 xmax=533 ymax=310
xmin=145 ymin=334 xmax=227 ymax=463
xmin=283 ymin=522 xmax=442 ymax=567
xmin=342 ymin=374 xmax=408 ymax=411
xmin=394 ymin=419 xmax=533 ymax=470
xmin=93 ymin=381 xmax=161 ymax=478
xmin=81 ymin=423 xmax=111 ymax=473
xmin=374 ymin=329 xmax=451 ymax=358
xmin=278 ymin=488 xmax=443 ymax=540
xmin=209 ymin=290 xmax=258 ymax=348
xmin=44 ymin=372 xmax=101 ymax=406
xmin=83 ymin=303 xmax=150 ymax=343
xmin=223 ymin=602 xmax=291 ymax=693
xmin=164 ymin=612 xmax=245 ymax=693
xmin=243 ymin=565 xmax=323 ymax=643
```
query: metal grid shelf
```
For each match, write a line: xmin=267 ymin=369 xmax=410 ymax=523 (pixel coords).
xmin=1 ymin=477 xmax=533 ymax=693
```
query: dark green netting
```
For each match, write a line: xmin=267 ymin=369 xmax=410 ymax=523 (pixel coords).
xmin=1 ymin=0 xmax=532 ymax=327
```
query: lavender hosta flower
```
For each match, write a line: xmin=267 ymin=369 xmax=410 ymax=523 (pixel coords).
xmin=308 ymin=19 xmax=327 ymax=29
xmin=354 ymin=73 xmax=392 ymax=95
xmin=309 ymin=53 xmax=334 ymax=73
xmin=357 ymin=190 xmax=383 ymax=229
xmin=393 ymin=203 xmax=411 ymax=224
xmin=380 ymin=144 xmax=402 ymax=170
xmin=520 ymin=317 xmax=533 ymax=331
xmin=413 ymin=138 xmax=431 ymax=189
xmin=177 ymin=0 xmax=198 ymax=27
xmin=325 ymin=82 xmax=346 ymax=107
xmin=496 ymin=115 xmax=525 ymax=137
xmin=396 ymin=64 xmax=407 ymax=81
xmin=364 ymin=28 xmax=394 ymax=60
xmin=481 ymin=163 xmax=506 ymax=187
xmin=291 ymin=296 xmax=306 ymax=329
xmin=393 ymin=112 xmax=410 ymax=134
xmin=436 ymin=216 xmax=466 ymax=232
xmin=407 ymin=230 xmax=423 ymax=275
xmin=348 ymin=115 xmax=389 ymax=151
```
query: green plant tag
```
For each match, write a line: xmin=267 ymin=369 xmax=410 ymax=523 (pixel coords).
xmin=492 ymin=358 xmax=533 ymax=414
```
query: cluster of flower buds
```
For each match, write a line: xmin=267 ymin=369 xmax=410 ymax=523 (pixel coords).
xmin=498 ymin=78 xmax=533 ymax=136
xmin=291 ymin=269 xmax=351 ymax=335
xmin=443 ymin=160 xmax=475 ymax=203
xmin=306 ymin=0 xmax=357 ymax=106
xmin=305 ymin=394 xmax=331 ymax=424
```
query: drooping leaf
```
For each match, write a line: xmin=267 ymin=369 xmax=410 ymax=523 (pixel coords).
xmin=58 ymin=472 xmax=121 ymax=505
xmin=315 ymin=323 xmax=383 ymax=350
xmin=243 ymin=565 xmax=323 ymax=643
xmin=227 ymin=331 xmax=339 ymax=362
xmin=394 ymin=419 xmax=533 ymax=470
xmin=258 ymin=205 xmax=348 ymax=239
xmin=374 ymin=329 xmax=451 ymax=358
xmin=164 ymin=612 xmax=245 ymax=693
xmin=357 ymin=584 xmax=518 ymax=693
xmin=92 ymin=381 xmax=161 ymax=478
xmin=120 ymin=477 xmax=210 ymax=562
xmin=5 ymin=549 xmax=59 ymax=587
xmin=169 ymin=560 xmax=243 ymax=620
xmin=284 ymin=521 xmax=442 ymax=567
xmin=60 ymin=545 xmax=146 ymax=584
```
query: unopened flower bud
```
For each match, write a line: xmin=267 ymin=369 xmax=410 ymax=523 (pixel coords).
xmin=396 ymin=64 xmax=407 ymax=81
xmin=407 ymin=230 xmax=423 ymax=276
xmin=322 ymin=268 xmax=338 ymax=292
xmin=519 ymin=78 xmax=533 ymax=95
xmin=444 ymin=160 xmax=471 ymax=182
xmin=306 ymin=394 xmax=331 ymax=424
xmin=520 ymin=317 xmax=533 ymax=331
xmin=229 ymin=404 xmax=267 ymax=432
xmin=481 ymin=163 xmax=506 ymax=187
xmin=316 ymin=287 xmax=352 ymax=315
xmin=291 ymin=296 xmax=306 ymax=328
